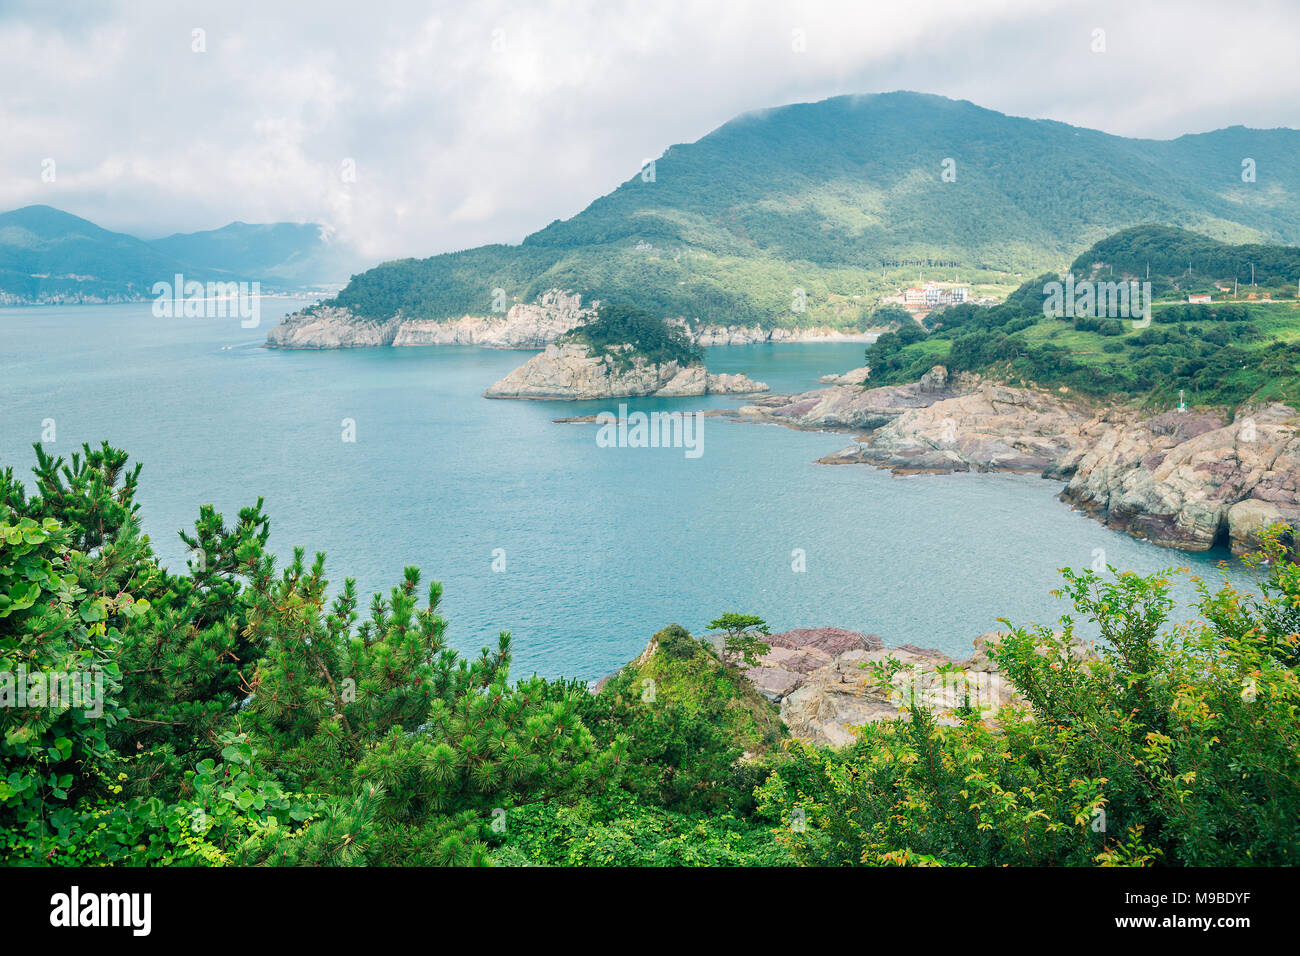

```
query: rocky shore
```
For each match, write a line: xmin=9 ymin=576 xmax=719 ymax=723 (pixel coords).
xmin=725 ymin=365 xmax=1300 ymax=555
xmin=484 ymin=342 xmax=768 ymax=400
xmin=741 ymin=627 xmax=1028 ymax=747
xmin=265 ymin=289 xmax=876 ymax=350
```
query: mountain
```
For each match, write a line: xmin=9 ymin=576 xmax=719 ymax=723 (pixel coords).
xmin=148 ymin=221 xmax=359 ymax=290
xmin=315 ymin=91 xmax=1300 ymax=332
xmin=0 ymin=205 xmax=363 ymax=304
xmin=0 ymin=205 xmax=197 ymax=304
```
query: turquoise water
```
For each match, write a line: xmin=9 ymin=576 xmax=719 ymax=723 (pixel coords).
xmin=1 ymin=300 xmax=1250 ymax=680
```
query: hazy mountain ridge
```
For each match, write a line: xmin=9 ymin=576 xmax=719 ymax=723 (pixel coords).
xmin=0 ymin=205 xmax=363 ymax=304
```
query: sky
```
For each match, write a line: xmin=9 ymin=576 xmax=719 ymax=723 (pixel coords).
xmin=2 ymin=0 xmax=1298 ymax=261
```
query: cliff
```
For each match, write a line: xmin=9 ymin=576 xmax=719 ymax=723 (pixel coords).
xmin=265 ymin=291 xmax=589 ymax=349
xmin=729 ymin=366 xmax=1300 ymax=555
xmin=483 ymin=342 xmax=768 ymax=400
xmin=265 ymin=289 xmax=875 ymax=349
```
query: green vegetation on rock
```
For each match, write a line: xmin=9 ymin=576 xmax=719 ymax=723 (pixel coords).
xmin=560 ymin=303 xmax=704 ymax=369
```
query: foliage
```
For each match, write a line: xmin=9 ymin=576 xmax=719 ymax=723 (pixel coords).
xmin=573 ymin=623 xmax=784 ymax=810
xmin=707 ymin=613 xmax=772 ymax=667
xmin=758 ymin=561 xmax=1300 ymax=866
xmin=560 ymin=303 xmax=703 ymax=369
xmin=0 ymin=443 xmax=620 ymax=866
xmin=1074 ymin=224 xmax=1300 ymax=291
xmin=490 ymin=791 xmax=791 ymax=866
xmin=4 ymin=439 xmax=1299 ymax=868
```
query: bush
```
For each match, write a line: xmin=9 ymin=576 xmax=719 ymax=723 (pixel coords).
xmin=757 ymin=555 xmax=1300 ymax=866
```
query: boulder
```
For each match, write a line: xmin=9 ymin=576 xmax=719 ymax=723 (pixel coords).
xmin=819 ymin=366 xmax=871 ymax=386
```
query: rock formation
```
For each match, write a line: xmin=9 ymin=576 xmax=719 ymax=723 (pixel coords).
xmin=265 ymin=290 xmax=592 ymax=349
xmin=741 ymin=627 xmax=884 ymax=702
xmin=743 ymin=628 xmax=1033 ymax=747
xmin=818 ymin=365 xmax=871 ymax=386
xmin=393 ymin=291 xmax=592 ymax=347
xmin=728 ymin=365 xmax=1300 ymax=555
xmin=1059 ymin=403 xmax=1300 ymax=553
xmin=266 ymin=289 xmax=875 ymax=349
xmin=819 ymin=381 xmax=1097 ymax=474
xmin=484 ymin=343 xmax=769 ymax=400
xmin=264 ymin=305 xmax=403 ymax=349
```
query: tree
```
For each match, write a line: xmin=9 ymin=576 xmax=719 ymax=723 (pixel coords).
xmin=707 ymin=613 xmax=771 ymax=668
xmin=757 ymin=561 xmax=1300 ymax=867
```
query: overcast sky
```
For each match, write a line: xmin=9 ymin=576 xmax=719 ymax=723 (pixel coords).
xmin=2 ymin=0 xmax=1298 ymax=260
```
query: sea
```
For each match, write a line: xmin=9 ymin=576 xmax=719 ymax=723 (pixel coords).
xmin=0 ymin=298 xmax=1250 ymax=680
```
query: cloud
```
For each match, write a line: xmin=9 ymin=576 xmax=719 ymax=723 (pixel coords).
xmin=1 ymin=0 xmax=1297 ymax=261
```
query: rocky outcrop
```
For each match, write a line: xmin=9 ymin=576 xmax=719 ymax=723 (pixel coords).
xmin=729 ymin=368 xmax=959 ymax=431
xmin=728 ymin=365 xmax=1300 ymax=555
xmin=819 ymin=382 xmax=1097 ymax=474
xmin=1060 ymin=403 xmax=1300 ymax=553
xmin=818 ymin=366 xmax=871 ymax=386
xmin=393 ymin=291 xmax=592 ymax=347
xmin=684 ymin=324 xmax=876 ymax=346
xmin=264 ymin=305 xmax=403 ymax=348
xmin=483 ymin=343 xmax=769 ymax=400
xmin=741 ymin=628 xmax=884 ymax=703
xmin=743 ymin=630 xmax=1039 ymax=747
xmin=266 ymin=291 xmax=591 ymax=349
xmin=266 ymin=289 xmax=876 ymax=350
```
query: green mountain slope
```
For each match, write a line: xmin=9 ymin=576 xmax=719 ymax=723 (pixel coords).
xmin=864 ymin=226 xmax=1300 ymax=408
xmin=321 ymin=91 xmax=1300 ymax=329
xmin=1072 ymin=224 xmax=1300 ymax=290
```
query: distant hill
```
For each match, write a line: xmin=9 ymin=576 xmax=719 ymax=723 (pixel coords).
xmin=149 ymin=221 xmax=359 ymax=290
xmin=1072 ymin=224 xmax=1300 ymax=293
xmin=0 ymin=205 xmax=364 ymax=304
xmin=318 ymin=91 xmax=1300 ymax=330
xmin=863 ymin=225 xmax=1300 ymax=408
xmin=0 ymin=205 xmax=195 ymax=304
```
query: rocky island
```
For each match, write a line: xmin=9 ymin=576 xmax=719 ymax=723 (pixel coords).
xmin=484 ymin=303 xmax=769 ymax=400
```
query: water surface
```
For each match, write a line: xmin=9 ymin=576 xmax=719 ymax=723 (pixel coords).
xmin=0 ymin=301 xmax=1249 ymax=680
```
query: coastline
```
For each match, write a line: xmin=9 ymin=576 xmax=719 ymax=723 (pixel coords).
xmin=695 ymin=365 xmax=1300 ymax=557
xmin=262 ymin=293 xmax=879 ymax=350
